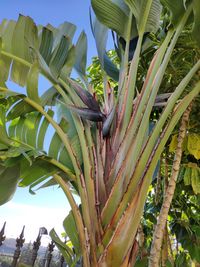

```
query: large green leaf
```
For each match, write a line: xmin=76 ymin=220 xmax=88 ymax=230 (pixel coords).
xmin=0 ymin=20 xmax=16 ymax=85
xmin=0 ymin=100 xmax=78 ymax=192
xmin=8 ymin=109 xmax=49 ymax=149
xmin=50 ymin=229 xmax=74 ymax=266
xmin=91 ymin=16 xmax=119 ymax=80
xmin=0 ymin=103 xmax=14 ymax=146
xmin=5 ymin=98 xmax=83 ymax=177
xmin=39 ymin=27 xmax=54 ymax=64
xmin=0 ymin=164 xmax=20 ymax=205
xmin=20 ymin=157 xmax=76 ymax=192
xmin=37 ymin=109 xmax=54 ymax=150
xmin=27 ymin=63 xmax=41 ymax=104
xmin=91 ymin=16 xmax=108 ymax=67
xmin=63 ymin=211 xmax=81 ymax=255
xmin=103 ymin=54 xmax=120 ymax=81
xmin=38 ymin=29 xmax=76 ymax=82
xmin=0 ymin=19 xmax=16 ymax=53
xmin=7 ymin=109 xmax=71 ymax=168
xmin=11 ymin=15 xmax=38 ymax=86
xmin=49 ymin=36 xmax=71 ymax=78
xmin=161 ymin=0 xmax=186 ymax=26
xmin=91 ymin=0 xmax=129 ymax=39
xmin=7 ymin=99 xmax=35 ymax=121
xmin=125 ymin=0 xmax=162 ymax=33
xmin=19 ymin=158 xmax=58 ymax=187
xmin=74 ymin=31 xmax=87 ymax=83
xmin=60 ymin=45 xmax=76 ymax=78
xmin=113 ymin=0 xmax=130 ymax=15
xmin=46 ymin=21 xmax=76 ymax=49
xmin=41 ymin=86 xmax=58 ymax=106
xmin=56 ymin=103 xmax=82 ymax=167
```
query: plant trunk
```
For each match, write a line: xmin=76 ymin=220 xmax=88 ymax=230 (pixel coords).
xmin=161 ymin=225 xmax=168 ymax=267
xmin=149 ymin=105 xmax=192 ymax=267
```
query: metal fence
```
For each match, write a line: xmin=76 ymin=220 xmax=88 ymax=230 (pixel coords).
xmin=0 ymin=222 xmax=65 ymax=267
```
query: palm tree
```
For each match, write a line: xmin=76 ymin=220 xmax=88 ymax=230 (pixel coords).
xmin=0 ymin=1 xmax=200 ymax=266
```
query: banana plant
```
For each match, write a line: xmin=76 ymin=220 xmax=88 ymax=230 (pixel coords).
xmin=0 ymin=0 xmax=200 ymax=266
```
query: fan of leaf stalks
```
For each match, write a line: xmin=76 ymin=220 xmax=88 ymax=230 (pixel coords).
xmin=0 ymin=0 xmax=200 ymax=266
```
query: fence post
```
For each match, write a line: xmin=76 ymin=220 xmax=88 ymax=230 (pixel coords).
xmin=11 ymin=226 xmax=25 ymax=267
xmin=0 ymin=222 xmax=6 ymax=246
xmin=31 ymin=227 xmax=48 ymax=266
xmin=45 ymin=241 xmax=55 ymax=267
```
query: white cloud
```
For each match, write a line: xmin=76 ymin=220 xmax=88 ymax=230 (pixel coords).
xmin=0 ymin=202 xmax=69 ymax=244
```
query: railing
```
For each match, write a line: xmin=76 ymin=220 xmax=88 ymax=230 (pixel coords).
xmin=0 ymin=222 xmax=65 ymax=267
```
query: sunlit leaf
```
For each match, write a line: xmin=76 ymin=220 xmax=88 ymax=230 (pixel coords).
xmin=125 ymin=0 xmax=162 ymax=33
xmin=63 ymin=211 xmax=81 ymax=255
xmin=91 ymin=0 xmax=129 ymax=39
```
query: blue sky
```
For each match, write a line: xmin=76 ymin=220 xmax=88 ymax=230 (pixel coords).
xmin=0 ymin=0 xmax=99 ymax=242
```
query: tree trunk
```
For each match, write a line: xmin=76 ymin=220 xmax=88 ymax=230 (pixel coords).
xmin=149 ymin=105 xmax=192 ymax=267
xmin=161 ymin=225 xmax=168 ymax=267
